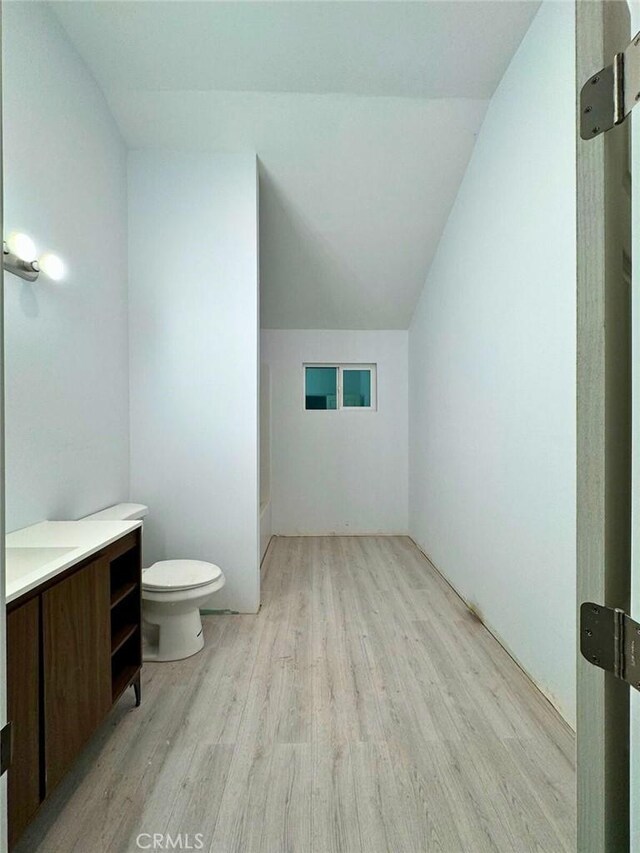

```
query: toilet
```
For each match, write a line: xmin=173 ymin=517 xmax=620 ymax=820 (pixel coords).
xmin=83 ymin=503 xmax=225 ymax=661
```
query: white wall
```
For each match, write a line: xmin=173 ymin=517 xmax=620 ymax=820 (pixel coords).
xmin=128 ymin=151 xmax=260 ymax=613
xmin=3 ymin=1 xmax=129 ymax=532
xmin=263 ymin=330 xmax=408 ymax=535
xmin=408 ymin=1 xmax=576 ymax=723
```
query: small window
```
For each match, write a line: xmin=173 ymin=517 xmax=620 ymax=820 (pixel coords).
xmin=304 ymin=364 xmax=376 ymax=410
xmin=305 ymin=366 xmax=337 ymax=410
xmin=343 ymin=368 xmax=371 ymax=408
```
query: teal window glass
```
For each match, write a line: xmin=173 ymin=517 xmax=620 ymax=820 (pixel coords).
xmin=305 ymin=366 xmax=337 ymax=410
xmin=343 ymin=369 xmax=371 ymax=407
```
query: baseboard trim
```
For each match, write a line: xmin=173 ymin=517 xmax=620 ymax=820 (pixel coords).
xmin=200 ymin=608 xmax=239 ymax=615
xmin=271 ymin=532 xmax=410 ymax=538
xmin=408 ymin=536 xmax=575 ymax=732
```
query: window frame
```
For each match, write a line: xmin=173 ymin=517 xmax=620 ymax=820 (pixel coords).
xmin=303 ymin=363 xmax=377 ymax=411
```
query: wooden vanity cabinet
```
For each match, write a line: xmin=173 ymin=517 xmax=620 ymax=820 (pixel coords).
xmin=42 ymin=556 xmax=112 ymax=791
xmin=7 ymin=598 xmax=41 ymax=849
xmin=6 ymin=529 xmax=142 ymax=848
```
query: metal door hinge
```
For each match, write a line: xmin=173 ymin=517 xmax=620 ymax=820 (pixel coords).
xmin=0 ymin=722 xmax=12 ymax=776
xmin=581 ymin=30 xmax=640 ymax=139
xmin=580 ymin=602 xmax=640 ymax=690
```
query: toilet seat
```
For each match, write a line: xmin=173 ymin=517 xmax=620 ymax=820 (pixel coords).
xmin=142 ymin=559 xmax=223 ymax=592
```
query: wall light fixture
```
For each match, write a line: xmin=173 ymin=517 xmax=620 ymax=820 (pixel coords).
xmin=3 ymin=232 xmax=65 ymax=283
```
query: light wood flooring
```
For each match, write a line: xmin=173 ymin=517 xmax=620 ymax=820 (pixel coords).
xmin=17 ymin=536 xmax=576 ymax=853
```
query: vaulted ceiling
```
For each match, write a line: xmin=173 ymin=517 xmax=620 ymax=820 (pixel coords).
xmin=52 ymin=1 xmax=540 ymax=329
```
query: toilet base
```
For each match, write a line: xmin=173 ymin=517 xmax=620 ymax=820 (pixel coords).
xmin=141 ymin=572 xmax=225 ymax=662
xmin=142 ymin=603 xmax=205 ymax=661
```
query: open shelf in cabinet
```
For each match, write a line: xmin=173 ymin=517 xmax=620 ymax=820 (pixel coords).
xmin=111 ymin=623 xmax=138 ymax=656
xmin=109 ymin=542 xmax=142 ymax=705
xmin=110 ymin=580 xmax=137 ymax=609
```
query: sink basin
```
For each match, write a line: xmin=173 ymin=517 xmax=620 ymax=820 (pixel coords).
xmin=6 ymin=546 xmax=76 ymax=582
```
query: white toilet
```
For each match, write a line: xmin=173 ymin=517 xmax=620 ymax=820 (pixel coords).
xmin=83 ymin=503 xmax=225 ymax=661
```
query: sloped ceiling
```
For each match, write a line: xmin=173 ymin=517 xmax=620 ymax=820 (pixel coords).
xmin=52 ymin=1 xmax=540 ymax=329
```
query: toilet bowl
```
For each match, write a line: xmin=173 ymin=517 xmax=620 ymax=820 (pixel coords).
xmin=82 ymin=503 xmax=226 ymax=661
xmin=142 ymin=560 xmax=225 ymax=660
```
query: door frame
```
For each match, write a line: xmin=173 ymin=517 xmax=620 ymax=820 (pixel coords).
xmin=576 ymin=2 xmax=633 ymax=850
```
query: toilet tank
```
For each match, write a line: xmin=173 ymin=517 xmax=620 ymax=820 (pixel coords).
xmin=82 ymin=503 xmax=149 ymax=521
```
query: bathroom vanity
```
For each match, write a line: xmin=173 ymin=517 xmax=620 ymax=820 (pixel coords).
xmin=5 ymin=521 xmax=143 ymax=848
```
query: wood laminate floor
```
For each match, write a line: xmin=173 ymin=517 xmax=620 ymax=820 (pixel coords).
xmin=18 ymin=536 xmax=576 ymax=853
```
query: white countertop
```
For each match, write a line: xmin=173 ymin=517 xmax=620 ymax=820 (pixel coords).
xmin=6 ymin=520 xmax=142 ymax=604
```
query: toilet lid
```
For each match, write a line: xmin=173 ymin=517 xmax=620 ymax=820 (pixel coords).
xmin=142 ymin=560 xmax=223 ymax=591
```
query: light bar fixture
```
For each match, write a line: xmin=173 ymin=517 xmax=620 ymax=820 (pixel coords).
xmin=3 ymin=232 xmax=65 ymax=283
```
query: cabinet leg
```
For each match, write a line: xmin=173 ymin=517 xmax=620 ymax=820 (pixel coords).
xmin=133 ymin=673 xmax=141 ymax=707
